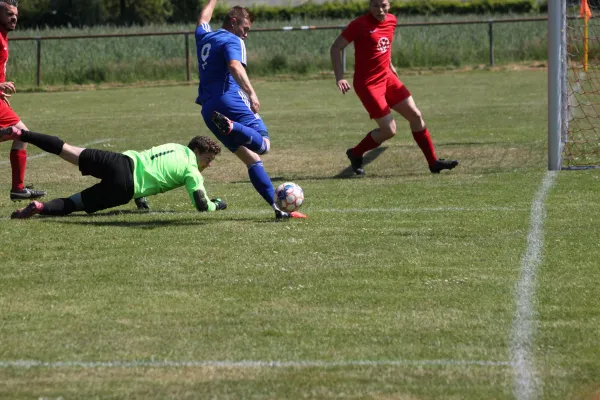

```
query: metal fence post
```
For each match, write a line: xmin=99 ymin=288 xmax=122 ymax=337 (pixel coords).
xmin=184 ymin=32 xmax=190 ymax=81
xmin=36 ymin=37 xmax=41 ymax=86
xmin=488 ymin=20 xmax=495 ymax=66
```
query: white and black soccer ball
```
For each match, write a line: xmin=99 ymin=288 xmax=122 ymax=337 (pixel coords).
xmin=275 ymin=182 xmax=304 ymax=212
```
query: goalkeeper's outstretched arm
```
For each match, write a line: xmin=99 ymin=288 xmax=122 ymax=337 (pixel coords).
xmin=198 ymin=0 xmax=218 ymax=26
xmin=191 ymin=190 xmax=227 ymax=212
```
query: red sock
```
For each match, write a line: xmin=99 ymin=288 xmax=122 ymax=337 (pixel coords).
xmin=10 ymin=149 xmax=27 ymax=191
xmin=352 ymin=130 xmax=380 ymax=157
xmin=412 ymin=128 xmax=437 ymax=166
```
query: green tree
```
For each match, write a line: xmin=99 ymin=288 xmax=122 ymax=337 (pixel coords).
xmin=18 ymin=0 xmax=108 ymax=27
xmin=104 ymin=0 xmax=173 ymax=25
xmin=169 ymin=0 xmax=202 ymax=23
xmin=16 ymin=0 xmax=52 ymax=28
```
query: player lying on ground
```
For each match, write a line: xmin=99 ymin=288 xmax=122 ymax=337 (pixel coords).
xmin=194 ymin=0 xmax=306 ymax=220
xmin=0 ymin=127 xmax=227 ymax=219
xmin=330 ymin=0 xmax=459 ymax=176
xmin=0 ymin=0 xmax=46 ymax=200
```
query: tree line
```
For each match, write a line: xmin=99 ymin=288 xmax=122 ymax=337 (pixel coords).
xmin=16 ymin=0 xmax=546 ymax=28
xmin=18 ymin=0 xmax=202 ymax=28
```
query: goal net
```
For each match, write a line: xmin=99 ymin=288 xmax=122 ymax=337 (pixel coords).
xmin=563 ymin=0 xmax=600 ymax=168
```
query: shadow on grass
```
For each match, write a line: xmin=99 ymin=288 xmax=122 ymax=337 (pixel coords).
xmin=35 ymin=209 xmax=281 ymax=228
xmin=229 ymin=147 xmax=390 ymax=183
xmin=45 ymin=218 xmax=209 ymax=229
xmin=333 ymin=146 xmax=388 ymax=178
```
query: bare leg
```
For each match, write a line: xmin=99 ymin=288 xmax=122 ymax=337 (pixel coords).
xmin=59 ymin=143 xmax=85 ymax=166
xmin=234 ymin=144 xmax=265 ymax=166
xmin=371 ymin=113 xmax=397 ymax=143
xmin=392 ymin=96 xmax=458 ymax=172
xmin=11 ymin=121 xmax=28 ymax=152
xmin=391 ymin=96 xmax=425 ymax=132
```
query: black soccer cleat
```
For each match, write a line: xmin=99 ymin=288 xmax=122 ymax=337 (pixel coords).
xmin=211 ymin=111 xmax=233 ymax=135
xmin=10 ymin=186 xmax=47 ymax=201
xmin=346 ymin=148 xmax=365 ymax=176
xmin=429 ymin=159 xmax=459 ymax=174
xmin=275 ymin=209 xmax=308 ymax=220
xmin=275 ymin=209 xmax=289 ymax=220
xmin=135 ymin=197 xmax=150 ymax=210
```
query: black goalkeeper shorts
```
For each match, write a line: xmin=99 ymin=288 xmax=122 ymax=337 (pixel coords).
xmin=78 ymin=148 xmax=135 ymax=214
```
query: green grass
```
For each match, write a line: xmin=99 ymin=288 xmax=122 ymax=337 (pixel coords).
xmin=0 ymin=70 xmax=599 ymax=399
xmin=8 ymin=14 xmax=549 ymax=87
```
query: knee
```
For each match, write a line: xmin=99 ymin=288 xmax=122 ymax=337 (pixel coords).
xmin=381 ymin=130 xmax=395 ymax=140
xmin=259 ymin=137 xmax=270 ymax=155
xmin=380 ymin=123 xmax=397 ymax=140
xmin=261 ymin=143 xmax=270 ymax=154
xmin=407 ymin=108 xmax=423 ymax=125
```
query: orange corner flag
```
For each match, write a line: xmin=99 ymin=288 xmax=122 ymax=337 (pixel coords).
xmin=581 ymin=0 xmax=592 ymax=18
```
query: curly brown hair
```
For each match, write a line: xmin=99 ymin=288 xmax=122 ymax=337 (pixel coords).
xmin=188 ymin=136 xmax=221 ymax=155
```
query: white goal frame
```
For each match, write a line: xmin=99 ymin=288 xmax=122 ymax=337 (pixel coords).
xmin=548 ymin=0 xmax=566 ymax=171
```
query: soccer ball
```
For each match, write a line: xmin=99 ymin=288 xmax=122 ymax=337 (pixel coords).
xmin=275 ymin=182 xmax=304 ymax=212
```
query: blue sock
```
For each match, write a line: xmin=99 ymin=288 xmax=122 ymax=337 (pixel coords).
xmin=232 ymin=122 xmax=268 ymax=154
xmin=248 ymin=161 xmax=275 ymax=206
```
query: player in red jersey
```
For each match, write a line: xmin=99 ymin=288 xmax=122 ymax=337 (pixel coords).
xmin=0 ymin=0 xmax=45 ymax=200
xmin=330 ymin=0 xmax=458 ymax=175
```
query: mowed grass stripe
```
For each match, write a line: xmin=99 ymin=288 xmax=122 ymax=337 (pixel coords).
xmin=0 ymin=358 xmax=512 ymax=369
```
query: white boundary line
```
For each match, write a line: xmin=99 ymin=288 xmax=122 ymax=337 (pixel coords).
xmin=510 ymin=171 xmax=557 ymax=400
xmin=0 ymin=359 xmax=513 ymax=369
xmin=144 ymin=206 xmax=522 ymax=216
xmin=0 ymin=138 xmax=114 ymax=165
xmin=112 ymin=206 xmax=521 ymax=215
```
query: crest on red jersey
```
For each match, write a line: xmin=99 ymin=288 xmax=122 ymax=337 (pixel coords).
xmin=377 ymin=37 xmax=390 ymax=53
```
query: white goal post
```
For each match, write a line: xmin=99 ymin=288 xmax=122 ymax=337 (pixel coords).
xmin=548 ymin=0 xmax=564 ymax=171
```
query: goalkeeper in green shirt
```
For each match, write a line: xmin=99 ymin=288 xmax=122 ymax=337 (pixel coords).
xmin=0 ymin=127 xmax=227 ymax=219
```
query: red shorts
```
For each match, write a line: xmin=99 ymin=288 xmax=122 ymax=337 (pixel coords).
xmin=354 ymin=74 xmax=411 ymax=120
xmin=0 ymin=101 xmax=20 ymax=128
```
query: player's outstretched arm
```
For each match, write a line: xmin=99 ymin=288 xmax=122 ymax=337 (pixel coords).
xmin=330 ymin=35 xmax=351 ymax=94
xmin=228 ymin=60 xmax=260 ymax=113
xmin=192 ymin=189 xmax=217 ymax=212
xmin=197 ymin=0 xmax=218 ymax=26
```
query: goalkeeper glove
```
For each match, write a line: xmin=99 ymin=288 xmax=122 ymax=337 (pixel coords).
xmin=211 ymin=198 xmax=227 ymax=210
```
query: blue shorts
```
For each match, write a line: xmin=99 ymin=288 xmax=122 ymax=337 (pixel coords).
xmin=201 ymin=91 xmax=269 ymax=153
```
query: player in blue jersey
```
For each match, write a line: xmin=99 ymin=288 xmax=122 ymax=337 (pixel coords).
xmin=194 ymin=0 xmax=306 ymax=220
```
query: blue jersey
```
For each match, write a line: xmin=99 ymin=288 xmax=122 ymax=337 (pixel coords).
xmin=195 ymin=23 xmax=247 ymax=105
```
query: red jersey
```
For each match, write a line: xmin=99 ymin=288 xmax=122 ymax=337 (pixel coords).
xmin=0 ymin=32 xmax=7 ymax=85
xmin=341 ymin=13 xmax=396 ymax=86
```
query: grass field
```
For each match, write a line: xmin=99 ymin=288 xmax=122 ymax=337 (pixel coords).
xmin=0 ymin=69 xmax=599 ymax=399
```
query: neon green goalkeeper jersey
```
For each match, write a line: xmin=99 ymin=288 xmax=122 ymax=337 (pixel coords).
xmin=123 ymin=143 xmax=216 ymax=212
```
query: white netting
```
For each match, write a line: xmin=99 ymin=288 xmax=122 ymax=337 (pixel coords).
xmin=565 ymin=1 xmax=600 ymax=168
